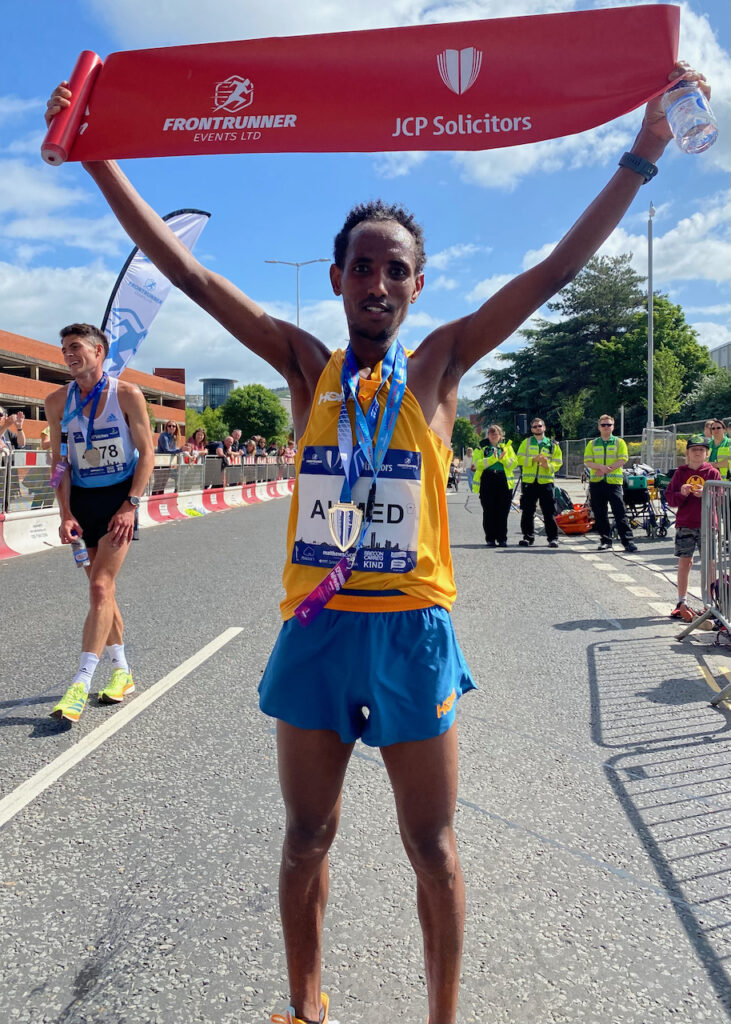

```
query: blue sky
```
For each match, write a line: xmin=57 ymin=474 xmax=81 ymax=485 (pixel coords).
xmin=1 ymin=0 xmax=729 ymax=401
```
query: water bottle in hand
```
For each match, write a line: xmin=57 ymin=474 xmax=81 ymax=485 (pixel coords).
xmin=662 ymin=80 xmax=718 ymax=154
xmin=70 ymin=530 xmax=90 ymax=567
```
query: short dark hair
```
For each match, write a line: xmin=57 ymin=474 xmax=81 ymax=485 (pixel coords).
xmin=60 ymin=323 xmax=109 ymax=358
xmin=333 ymin=200 xmax=426 ymax=274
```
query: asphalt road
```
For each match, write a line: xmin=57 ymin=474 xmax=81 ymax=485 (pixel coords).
xmin=1 ymin=490 xmax=730 ymax=1024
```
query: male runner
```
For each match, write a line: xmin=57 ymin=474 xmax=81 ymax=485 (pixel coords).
xmin=46 ymin=61 xmax=709 ymax=1023
xmin=46 ymin=324 xmax=154 ymax=722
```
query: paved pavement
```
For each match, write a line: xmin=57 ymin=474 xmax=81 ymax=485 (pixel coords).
xmin=1 ymin=486 xmax=730 ymax=1023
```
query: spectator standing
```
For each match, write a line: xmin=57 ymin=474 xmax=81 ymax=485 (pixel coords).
xmin=243 ymin=438 xmax=257 ymax=459
xmin=666 ymin=435 xmax=721 ymax=621
xmin=703 ymin=419 xmax=714 ymax=439
xmin=473 ymin=427 xmax=516 ymax=547
xmin=583 ymin=414 xmax=638 ymax=552
xmin=516 ymin=417 xmax=562 ymax=547
xmin=230 ymin=428 xmax=242 ymax=451
xmin=255 ymin=436 xmax=268 ymax=461
xmin=708 ymin=419 xmax=730 ymax=479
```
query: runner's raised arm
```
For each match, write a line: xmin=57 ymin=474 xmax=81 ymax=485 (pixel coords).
xmin=45 ymin=86 xmax=331 ymax=436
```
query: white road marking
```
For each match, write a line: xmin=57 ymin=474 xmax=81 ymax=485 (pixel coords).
xmin=627 ymin=585 xmax=659 ymax=598
xmin=593 ymin=563 xmax=616 ymax=571
xmin=607 ymin=574 xmax=636 ymax=583
xmin=0 ymin=628 xmax=243 ymax=831
xmin=581 ymin=554 xmax=600 ymax=561
xmin=649 ymin=602 xmax=672 ymax=616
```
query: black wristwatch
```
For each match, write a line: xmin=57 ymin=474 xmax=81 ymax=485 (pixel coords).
xmin=126 ymin=495 xmax=141 ymax=508
xmin=618 ymin=151 xmax=658 ymax=184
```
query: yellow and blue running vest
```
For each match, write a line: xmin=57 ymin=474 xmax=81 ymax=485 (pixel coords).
xmin=281 ymin=350 xmax=456 ymax=619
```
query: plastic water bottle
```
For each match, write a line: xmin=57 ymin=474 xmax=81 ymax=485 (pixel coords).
xmin=662 ymin=80 xmax=718 ymax=154
xmin=70 ymin=530 xmax=90 ymax=567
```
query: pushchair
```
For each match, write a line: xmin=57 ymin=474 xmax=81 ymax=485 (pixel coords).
xmin=623 ymin=471 xmax=660 ymax=537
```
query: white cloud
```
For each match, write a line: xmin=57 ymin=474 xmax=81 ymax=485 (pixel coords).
xmin=373 ymin=152 xmax=428 ymax=179
xmin=466 ymin=273 xmax=512 ymax=303
xmin=691 ymin=320 xmax=731 ymax=353
xmin=430 ymin=275 xmax=458 ymax=290
xmin=3 ymin=213 xmax=128 ymax=258
xmin=429 ymin=242 xmax=483 ymax=270
xmin=683 ymin=303 xmax=731 ymax=316
xmin=84 ymin=0 xmax=581 ymax=47
xmin=0 ymin=159 xmax=89 ymax=216
xmin=0 ymin=96 xmax=42 ymax=125
xmin=521 ymin=193 xmax=731 ymax=286
xmin=3 ymin=131 xmax=45 ymax=156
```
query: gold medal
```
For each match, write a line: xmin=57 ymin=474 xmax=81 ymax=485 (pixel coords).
xmin=328 ymin=501 xmax=364 ymax=552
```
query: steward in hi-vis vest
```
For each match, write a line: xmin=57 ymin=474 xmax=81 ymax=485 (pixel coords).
xmin=473 ymin=426 xmax=516 ymax=547
xmin=517 ymin=418 xmax=562 ymax=547
xmin=516 ymin=434 xmax=562 ymax=484
xmin=708 ymin=419 xmax=730 ymax=480
xmin=584 ymin=414 xmax=637 ymax=552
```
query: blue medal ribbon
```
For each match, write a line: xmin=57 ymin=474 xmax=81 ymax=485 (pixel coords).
xmin=61 ymin=372 xmax=108 ymax=452
xmin=336 ymin=339 xmax=407 ymax=545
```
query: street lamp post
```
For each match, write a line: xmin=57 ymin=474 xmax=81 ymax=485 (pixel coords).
xmin=264 ymin=257 xmax=330 ymax=327
xmin=647 ymin=201 xmax=655 ymax=430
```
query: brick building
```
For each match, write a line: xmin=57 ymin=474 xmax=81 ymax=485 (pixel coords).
xmin=0 ymin=328 xmax=186 ymax=444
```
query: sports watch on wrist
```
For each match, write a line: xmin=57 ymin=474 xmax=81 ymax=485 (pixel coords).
xmin=126 ymin=495 xmax=141 ymax=508
xmin=618 ymin=151 xmax=658 ymax=184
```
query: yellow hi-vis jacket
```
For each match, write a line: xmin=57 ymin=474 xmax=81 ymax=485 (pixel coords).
xmin=709 ymin=436 xmax=730 ymax=480
xmin=516 ymin=436 xmax=563 ymax=484
xmin=583 ymin=435 xmax=628 ymax=484
xmin=472 ymin=442 xmax=517 ymax=492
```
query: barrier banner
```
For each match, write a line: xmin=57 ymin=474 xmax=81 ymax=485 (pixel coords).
xmin=41 ymin=5 xmax=678 ymax=164
xmin=101 ymin=209 xmax=210 ymax=377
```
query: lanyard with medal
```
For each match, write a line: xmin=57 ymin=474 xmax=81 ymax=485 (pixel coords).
xmin=51 ymin=373 xmax=106 ymax=488
xmin=62 ymin=373 xmax=108 ymax=467
xmin=295 ymin=340 xmax=407 ymax=627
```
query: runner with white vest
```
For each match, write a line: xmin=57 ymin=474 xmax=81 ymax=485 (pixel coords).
xmin=516 ymin=417 xmax=562 ymax=547
xmin=583 ymin=414 xmax=638 ymax=552
xmin=45 ymin=324 xmax=154 ymax=722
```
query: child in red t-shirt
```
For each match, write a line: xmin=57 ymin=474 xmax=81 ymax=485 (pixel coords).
xmin=665 ymin=436 xmax=721 ymax=620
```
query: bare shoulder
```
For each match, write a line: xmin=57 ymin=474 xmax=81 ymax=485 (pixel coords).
xmin=44 ymin=384 xmax=68 ymax=415
xmin=116 ymin=380 xmax=148 ymax=414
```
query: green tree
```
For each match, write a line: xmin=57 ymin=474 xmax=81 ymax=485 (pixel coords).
xmin=596 ymin=295 xmax=714 ymax=429
xmin=474 ymin=256 xmax=714 ymax=436
xmin=556 ymin=388 xmax=590 ymax=439
xmin=475 ymin=255 xmax=645 ymax=433
xmin=451 ymin=417 xmax=479 ymax=454
xmin=653 ymin=347 xmax=684 ymax=425
xmin=682 ymin=368 xmax=728 ymax=420
xmin=186 ymin=406 xmax=230 ymax=444
xmin=220 ymin=384 xmax=288 ymax=441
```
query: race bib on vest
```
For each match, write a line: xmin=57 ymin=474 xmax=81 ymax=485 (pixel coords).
xmin=71 ymin=425 xmax=134 ymax=482
xmin=293 ymin=445 xmax=421 ymax=573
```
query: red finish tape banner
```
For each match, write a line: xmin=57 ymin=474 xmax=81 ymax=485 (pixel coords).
xmin=42 ymin=5 xmax=679 ymax=165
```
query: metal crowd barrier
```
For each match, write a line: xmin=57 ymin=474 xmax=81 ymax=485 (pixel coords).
xmin=677 ymin=480 xmax=731 ymax=688
xmin=4 ymin=450 xmax=56 ymax=513
xmin=1 ymin=450 xmax=296 ymax=512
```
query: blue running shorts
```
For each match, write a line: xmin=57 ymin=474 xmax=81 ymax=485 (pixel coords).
xmin=258 ymin=605 xmax=476 ymax=747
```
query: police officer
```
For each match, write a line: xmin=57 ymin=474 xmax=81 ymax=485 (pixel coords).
xmin=516 ymin=417 xmax=562 ymax=547
xmin=583 ymin=414 xmax=637 ymax=552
